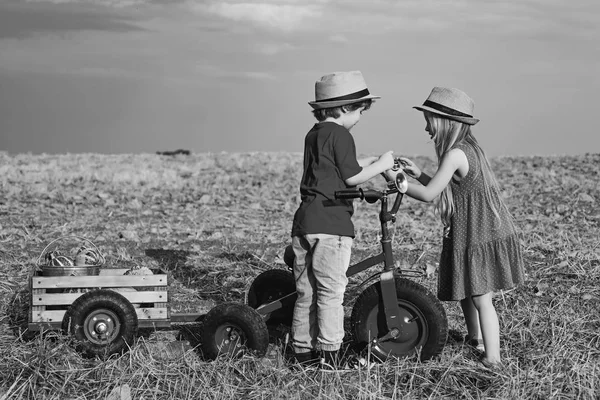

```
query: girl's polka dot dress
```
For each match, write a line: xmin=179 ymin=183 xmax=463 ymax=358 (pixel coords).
xmin=438 ymin=143 xmax=524 ymax=301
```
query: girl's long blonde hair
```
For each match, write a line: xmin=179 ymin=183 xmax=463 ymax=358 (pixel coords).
xmin=424 ymin=111 xmax=507 ymax=232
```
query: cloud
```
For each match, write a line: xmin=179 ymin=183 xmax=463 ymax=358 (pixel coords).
xmin=0 ymin=0 xmax=144 ymax=38
xmin=243 ymin=71 xmax=277 ymax=80
xmin=254 ymin=42 xmax=294 ymax=55
xmin=74 ymin=66 xmax=144 ymax=79
xmin=242 ymin=0 xmax=599 ymax=41
xmin=199 ymin=2 xmax=322 ymax=31
xmin=328 ymin=34 xmax=348 ymax=43
xmin=196 ymin=64 xmax=277 ymax=81
xmin=14 ymin=0 xmax=597 ymax=41
xmin=24 ymin=0 xmax=148 ymax=7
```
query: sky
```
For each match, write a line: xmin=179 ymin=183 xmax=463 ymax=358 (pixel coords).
xmin=0 ymin=0 xmax=599 ymax=158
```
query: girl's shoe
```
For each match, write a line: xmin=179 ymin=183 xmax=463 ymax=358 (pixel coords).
xmin=464 ymin=335 xmax=485 ymax=352
xmin=480 ymin=357 xmax=503 ymax=371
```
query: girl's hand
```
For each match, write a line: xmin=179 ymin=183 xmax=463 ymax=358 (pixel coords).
xmin=398 ymin=157 xmax=421 ymax=179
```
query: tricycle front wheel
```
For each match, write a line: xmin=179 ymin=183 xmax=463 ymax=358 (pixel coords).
xmin=351 ymin=278 xmax=447 ymax=361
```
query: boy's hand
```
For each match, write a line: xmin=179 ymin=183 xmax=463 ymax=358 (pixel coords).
xmin=382 ymin=168 xmax=400 ymax=182
xmin=398 ymin=157 xmax=421 ymax=179
xmin=378 ymin=151 xmax=395 ymax=170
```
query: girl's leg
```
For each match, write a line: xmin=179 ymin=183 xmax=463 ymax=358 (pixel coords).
xmin=460 ymin=296 xmax=482 ymax=341
xmin=471 ymin=292 xmax=501 ymax=363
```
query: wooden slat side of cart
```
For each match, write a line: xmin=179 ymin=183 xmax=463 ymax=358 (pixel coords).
xmin=29 ymin=268 xmax=172 ymax=331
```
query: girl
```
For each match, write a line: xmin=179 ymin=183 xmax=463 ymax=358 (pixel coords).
xmin=389 ymin=87 xmax=524 ymax=368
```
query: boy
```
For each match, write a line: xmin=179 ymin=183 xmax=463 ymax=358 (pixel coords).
xmin=291 ymin=71 xmax=394 ymax=369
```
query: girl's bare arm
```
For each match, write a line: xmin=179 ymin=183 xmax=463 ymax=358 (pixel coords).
xmin=405 ymin=149 xmax=468 ymax=202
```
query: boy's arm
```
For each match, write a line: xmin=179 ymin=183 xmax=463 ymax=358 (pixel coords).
xmin=346 ymin=152 xmax=395 ymax=186
xmin=357 ymin=156 xmax=379 ymax=167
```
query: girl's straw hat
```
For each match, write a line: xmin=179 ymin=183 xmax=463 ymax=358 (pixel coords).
xmin=309 ymin=71 xmax=380 ymax=110
xmin=414 ymin=87 xmax=479 ymax=125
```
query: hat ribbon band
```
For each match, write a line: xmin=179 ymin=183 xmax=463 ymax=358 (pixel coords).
xmin=423 ymin=100 xmax=473 ymax=118
xmin=315 ymin=88 xmax=370 ymax=103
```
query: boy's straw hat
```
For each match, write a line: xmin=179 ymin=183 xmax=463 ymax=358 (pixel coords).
xmin=309 ymin=71 xmax=380 ymax=109
xmin=414 ymin=87 xmax=479 ymax=125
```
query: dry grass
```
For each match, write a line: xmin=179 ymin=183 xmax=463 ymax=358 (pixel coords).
xmin=0 ymin=151 xmax=599 ymax=399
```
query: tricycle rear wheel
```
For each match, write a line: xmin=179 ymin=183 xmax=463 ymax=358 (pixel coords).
xmin=351 ymin=278 xmax=447 ymax=361
xmin=247 ymin=269 xmax=295 ymax=330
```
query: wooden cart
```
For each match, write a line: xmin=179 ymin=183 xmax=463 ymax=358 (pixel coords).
xmin=27 ymin=237 xmax=270 ymax=359
xmin=28 ymin=267 xmax=268 ymax=359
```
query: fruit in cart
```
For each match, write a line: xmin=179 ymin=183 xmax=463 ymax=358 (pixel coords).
xmin=74 ymin=246 xmax=102 ymax=266
xmin=46 ymin=251 xmax=75 ymax=266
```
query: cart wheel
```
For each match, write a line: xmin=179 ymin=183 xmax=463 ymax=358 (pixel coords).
xmin=62 ymin=289 xmax=138 ymax=359
xmin=201 ymin=302 xmax=269 ymax=360
xmin=351 ymin=278 xmax=447 ymax=361
xmin=247 ymin=269 xmax=295 ymax=328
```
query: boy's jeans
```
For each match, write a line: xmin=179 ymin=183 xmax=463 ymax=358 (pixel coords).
xmin=291 ymin=234 xmax=353 ymax=353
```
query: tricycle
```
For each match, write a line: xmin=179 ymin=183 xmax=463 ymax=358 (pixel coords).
xmin=244 ymin=170 xmax=448 ymax=362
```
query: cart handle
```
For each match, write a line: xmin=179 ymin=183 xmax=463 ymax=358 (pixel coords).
xmin=36 ymin=235 xmax=106 ymax=266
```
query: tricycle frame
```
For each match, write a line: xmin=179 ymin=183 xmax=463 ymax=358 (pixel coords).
xmin=256 ymin=182 xmax=406 ymax=319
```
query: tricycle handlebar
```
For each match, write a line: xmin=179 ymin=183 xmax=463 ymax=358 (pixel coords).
xmin=336 ymin=181 xmax=405 ymax=214
xmin=335 ymin=188 xmax=363 ymax=200
xmin=335 ymin=188 xmax=385 ymax=204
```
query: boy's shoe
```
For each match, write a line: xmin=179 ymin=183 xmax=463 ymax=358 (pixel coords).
xmin=464 ymin=335 xmax=485 ymax=352
xmin=289 ymin=351 xmax=320 ymax=370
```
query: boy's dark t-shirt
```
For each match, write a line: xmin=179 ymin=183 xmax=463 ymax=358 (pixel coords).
xmin=291 ymin=122 xmax=363 ymax=238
